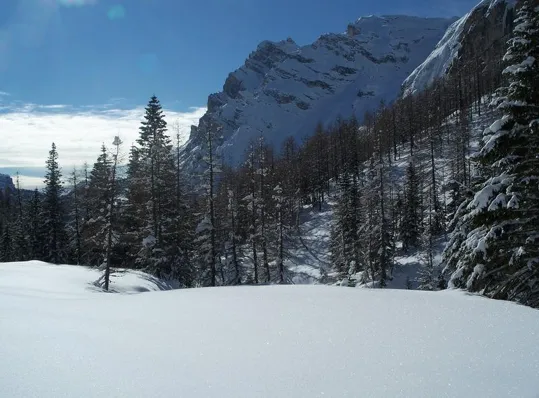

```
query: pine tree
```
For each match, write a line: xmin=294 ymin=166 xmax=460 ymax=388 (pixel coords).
xmin=12 ymin=174 xmax=27 ymax=261
xmin=41 ymin=143 xmax=67 ymax=264
xmin=443 ymin=2 xmax=539 ymax=307
xmin=330 ymin=172 xmax=362 ymax=280
xmin=26 ymin=188 xmax=43 ymax=260
xmin=126 ymin=95 xmax=181 ymax=279
xmin=68 ymin=168 xmax=83 ymax=265
xmin=362 ymin=153 xmax=394 ymax=287
xmin=1 ymin=223 xmax=13 ymax=262
xmin=102 ymin=136 xmax=122 ymax=291
xmin=83 ymin=144 xmax=112 ymax=267
xmin=121 ymin=144 xmax=145 ymax=268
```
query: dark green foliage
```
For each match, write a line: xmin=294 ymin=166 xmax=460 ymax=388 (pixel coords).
xmin=41 ymin=143 xmax=67 ymax=264
xmin=443 ymin=1 xmax=539 ymax=307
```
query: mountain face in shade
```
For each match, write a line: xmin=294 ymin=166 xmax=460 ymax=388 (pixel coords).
xmin=181 ymin=15 xmax=455 ymax=170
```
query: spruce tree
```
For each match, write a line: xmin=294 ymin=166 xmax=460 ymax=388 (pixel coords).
xmin=1 ymin=223 xmax=13 ymax=262
xmin=330 ymin=172 xmax=362 ymax=280
xmin=443 ymin=2 xmax=539 ymax=307
xmin=126 ymin=95 xmax=181 ymax=279
xmin=12 ymin=174 xmax=28 ymax=261
xmin=41 ymin=143 xmax=67 ymax=264
xmin=83 ymin=144 xmax=112 ymax=267
xmin=26 ymin=188 xmax=43 ymax=260
xmin=68 ymin=168 xmax=83 ymax=265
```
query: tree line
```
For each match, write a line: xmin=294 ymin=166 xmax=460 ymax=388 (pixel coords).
xmin=0 ymin=1 xmax=536 ymax=307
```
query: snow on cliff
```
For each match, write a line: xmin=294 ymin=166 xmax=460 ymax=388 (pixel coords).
xmin=182 ymin=16 xmax=454 ymax=169
xmin=402 ymin=0 xmax=516 ymax=96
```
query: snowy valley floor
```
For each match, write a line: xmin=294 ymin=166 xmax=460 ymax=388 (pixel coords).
xmin=1 ymin=262 xmax=539 ymax=398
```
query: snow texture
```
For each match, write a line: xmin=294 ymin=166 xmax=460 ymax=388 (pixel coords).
xmin=1 ymin=261 xmax=539 ymax=398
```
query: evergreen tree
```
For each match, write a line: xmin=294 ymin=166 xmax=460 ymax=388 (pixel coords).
xmin=83 ymin=144 xmax=113 ymax=267
xmin=68 ymin=168 xmax=83 ymax=265
xmin=41 ymin=143 xmax=67 ymax=264
xmin=103 ymin=136 xmax=122 ymax=291
xmin=26 ymin=188 xmax=43 ymax=260
xmin=330 ymin=172 xmax=362 ymax=280
xmin=1 ymin=223 xmax=13 ymax=262
xmin=125 ymin=95 xmax=181 ymax=279
xmin=121 ymin=144 xmax=145 ymax=268
xmin=12 ymin=174 xmax=28 ymax=261
xmin=443 ymin=2 xmax=539 ymax=307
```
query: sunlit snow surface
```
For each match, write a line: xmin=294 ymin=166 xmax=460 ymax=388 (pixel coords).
xmin=1 ymin=261 xmax=538 ymax=397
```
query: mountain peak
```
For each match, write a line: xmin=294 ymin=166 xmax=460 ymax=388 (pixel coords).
xmin=182 ymin=15 xmax=454 ymax=170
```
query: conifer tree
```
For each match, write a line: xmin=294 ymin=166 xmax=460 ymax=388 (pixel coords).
xmin=26 ymin=188 xmax=43 ymax=260
xmin=444 ymin=2 xmax=539 ymax=307
xmin=12 ymin=174 xmax=27 ymax=261
xmin=41 ymin=143 xmax=67 ymax=264
xmin=102 ymin=136 xmax=122 ymax=291
xmin=68 ymin=168 xmax=83 ymax=265
xmin=83 ymin=144 xmax=113 ymax=267
xmin=330 ymin=172 xmax=362 ymax=280
xmin=1 ymin=223 xmax=13 ymax=262
xmin=126 ymin=95 xmax=180 ymax=279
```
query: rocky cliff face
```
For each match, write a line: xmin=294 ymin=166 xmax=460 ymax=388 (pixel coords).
xmin=402 ymin=0 xmax=515 ymax=96
xmin=182 ymin=15 xmax=455 ymax=169
xmin=0 ymin=174 xmax=15 ymax=193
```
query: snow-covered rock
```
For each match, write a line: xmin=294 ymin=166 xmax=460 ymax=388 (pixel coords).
xmin=1 ymin=261 xmax=539 ymax=397
xmin=402 ymin=0 xmax=516 ymax=96
xmin=182 ymin=16 xmax=454 ymax=170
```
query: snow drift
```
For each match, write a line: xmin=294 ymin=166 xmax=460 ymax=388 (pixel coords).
xmin=1 ymin=261 xmax=538 ymax=397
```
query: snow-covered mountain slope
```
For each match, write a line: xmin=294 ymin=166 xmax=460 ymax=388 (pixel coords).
xmin=182 ymin=16 xmax=454 ymax=169
xmin=402 ymin=0 xmax=515 ymax=95
xmin=1 ymin=261 xmax=539 ymax=398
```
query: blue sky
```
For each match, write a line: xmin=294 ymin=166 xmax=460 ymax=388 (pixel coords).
xmin=0 ymin=0 xmax=480 ymax=188
xmin=0 ymin=0 xmax=479 ymax=111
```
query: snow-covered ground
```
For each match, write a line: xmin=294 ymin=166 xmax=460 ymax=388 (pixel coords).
xmin=1 ymin=261 xmax=538 ymax=398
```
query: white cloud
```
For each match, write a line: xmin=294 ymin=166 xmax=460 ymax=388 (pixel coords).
xmin=0 ymin=105 xmax=206 ymax=189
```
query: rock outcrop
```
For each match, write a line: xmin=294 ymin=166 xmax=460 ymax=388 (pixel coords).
xmin=182 ymin=15 xmax=455 ymax=170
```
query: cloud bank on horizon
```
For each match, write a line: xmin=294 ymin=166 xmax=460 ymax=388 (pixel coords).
xmin=0 ymin=100 xmax=206 ymax=189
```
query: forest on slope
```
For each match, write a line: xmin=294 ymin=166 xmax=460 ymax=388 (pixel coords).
xmin=0 ymin=0 xmax=537 ymax=307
